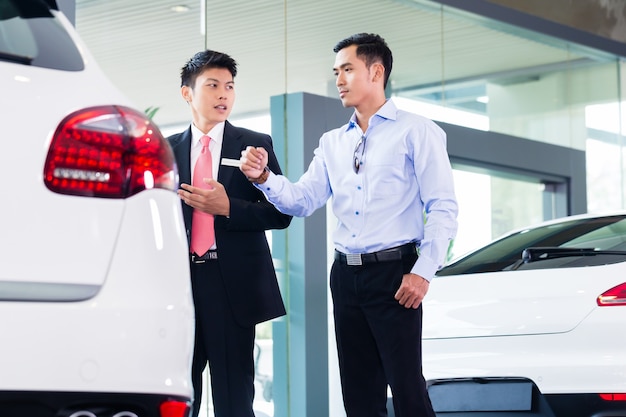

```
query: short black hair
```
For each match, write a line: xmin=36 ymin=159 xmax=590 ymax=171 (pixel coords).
xmin=333 ymin=33 xmax=393 ymax=89
xmin=180 ymin=50 xmax=238 ymax=88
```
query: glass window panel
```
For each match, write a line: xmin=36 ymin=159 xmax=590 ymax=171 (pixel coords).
xmin=585 ymin=98 xmax=626 ymax=212
xmin=451 ymin=169 xmax=546 ymax=261
xmin=586 ymin=138 xmax=625 ymax=213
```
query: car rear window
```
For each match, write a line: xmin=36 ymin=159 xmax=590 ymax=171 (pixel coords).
xmin=438 ymin=215 xmax=626 ymax=275
xmin=0 ymin=0 xmax=83 ymax=70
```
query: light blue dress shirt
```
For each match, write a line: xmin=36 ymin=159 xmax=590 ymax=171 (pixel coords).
xmin=257 ymin=99 xmax=458 ymax=281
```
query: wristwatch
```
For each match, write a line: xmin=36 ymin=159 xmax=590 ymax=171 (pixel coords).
xmin=250 ymin=166 xmax=270 ymax=184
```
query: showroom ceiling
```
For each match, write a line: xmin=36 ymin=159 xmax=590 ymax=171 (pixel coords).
xmin=74 ymin=0 xmax=588 ymax=128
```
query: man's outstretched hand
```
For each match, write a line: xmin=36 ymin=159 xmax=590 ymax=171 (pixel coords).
xmin=240 ymin=146 xmax=268 ymax=180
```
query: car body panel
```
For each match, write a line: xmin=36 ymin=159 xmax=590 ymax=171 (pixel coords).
xmin=0 ymin=190 xmax=194 ymax=395
xmin=424 ymin=262 xmax=624 ymax=338
xmin=424 ymin=306 xmax=626 ymax=394
xmin=422 ymin=212 xmax=626 ymax=415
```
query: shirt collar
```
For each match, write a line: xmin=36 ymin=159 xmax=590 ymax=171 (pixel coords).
xmin=377 ymin=98 xmax=398 ymax=121
xmin=191 ymin=122 xmax=225 ymax=148
xmin=345 ymin=99 xmax=398 ymax=131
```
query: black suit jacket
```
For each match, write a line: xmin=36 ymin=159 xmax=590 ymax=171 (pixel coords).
xmin=168 ymin=121 xmax=292 ymax=327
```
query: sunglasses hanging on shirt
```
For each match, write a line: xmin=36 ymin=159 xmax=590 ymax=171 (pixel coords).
xmin=353 ymin=135 xmax=366 ymax=174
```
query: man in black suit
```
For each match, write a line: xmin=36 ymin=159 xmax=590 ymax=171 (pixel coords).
xmin=168 ymin=50 xmax=292 ymax=417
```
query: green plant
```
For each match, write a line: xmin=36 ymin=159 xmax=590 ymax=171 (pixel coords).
xmin=144 ymin=106 xmax=160 ymax=120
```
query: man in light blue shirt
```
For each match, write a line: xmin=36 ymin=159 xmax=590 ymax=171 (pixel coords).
xmin=241 ymin=33 xmax=458 ymax=417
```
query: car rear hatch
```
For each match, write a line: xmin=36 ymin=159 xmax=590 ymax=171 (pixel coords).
xmin=423 ymin=263 xmax=626 ymax=338
xmin=0 ymin=1 xmax=176 ymax=302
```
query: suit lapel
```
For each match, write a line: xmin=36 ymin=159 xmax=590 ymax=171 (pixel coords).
xmin=173 ymin=128 xmax=192 ymax=186
xmin=218 ymin=121 xmax=242 ymax=187
xmin=170 ymin=127 xmax=193 ymax=229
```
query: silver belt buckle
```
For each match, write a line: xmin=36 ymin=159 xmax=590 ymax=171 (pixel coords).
xmin=346 ymin=253 xmax=363 ymax=266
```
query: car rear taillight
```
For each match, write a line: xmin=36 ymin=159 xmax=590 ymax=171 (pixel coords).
xmin=599 ymin=393 xmax=626 ymax=401
xmin=44 ymin=105 xmax=177 ymax=198
xmin=160 ymin=400 xmax=190 ymax=417
xmin=597 ymin=283 xmax=626 ymax=306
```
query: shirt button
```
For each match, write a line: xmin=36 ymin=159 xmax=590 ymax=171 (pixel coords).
xmin=357 ymin=186 xmax=362 ymax=190
xmin=355 ymin=211 xmax=359 ymax=215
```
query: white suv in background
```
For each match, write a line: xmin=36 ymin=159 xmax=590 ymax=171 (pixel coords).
xmin=0 ymin=1 xmax=194 ymax=416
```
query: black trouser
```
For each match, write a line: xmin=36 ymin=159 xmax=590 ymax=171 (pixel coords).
xmin=190 ymin=261 xmax=256 ymax=417
xmin=330 ymin=252 xmax=435 ymax=417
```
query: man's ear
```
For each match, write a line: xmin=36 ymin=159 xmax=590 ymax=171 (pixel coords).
xmin=181 ymin=85 xmax=192 ymax=103
xmin=371 ymin=62 xmax=385 ymax=84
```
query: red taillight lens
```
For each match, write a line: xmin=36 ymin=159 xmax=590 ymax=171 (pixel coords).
xmin=160 ymin=400 xmax=190 ymax=417
xmin=597 ymin=283 xmax=626 ymax=306
xmin=599 ymin=393 xmax=626 ymax=401
xmin=44 ymin=105 xmax=177 ymax=198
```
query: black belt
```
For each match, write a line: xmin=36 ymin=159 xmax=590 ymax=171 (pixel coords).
xmin=334 ymin=243 xmax=417 ymax=266
xmin=191 ymin=250 xmax=218 ymax=263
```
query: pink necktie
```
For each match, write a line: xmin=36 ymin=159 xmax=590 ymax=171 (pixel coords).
xmin=190 ymin=135 xmax=215 ymax=255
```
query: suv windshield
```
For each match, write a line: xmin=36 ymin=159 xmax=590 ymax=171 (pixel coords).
xmin=0 ymin=0 xmax=83 ymax=70
xmin=438 ymin=215 xmax=626 ymax=275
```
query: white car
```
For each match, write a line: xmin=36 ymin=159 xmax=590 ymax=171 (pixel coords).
xmin=421 ymin=212 xmax=626 ymax=417
xmin=0 ymin=1 xmax=194 ymax=416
